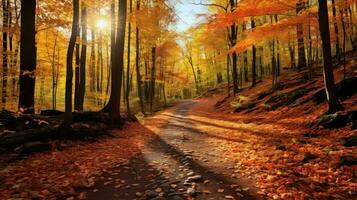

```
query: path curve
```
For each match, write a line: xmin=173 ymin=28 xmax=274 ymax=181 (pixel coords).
xmin=85 ymin=100 xmax=264 ymax=200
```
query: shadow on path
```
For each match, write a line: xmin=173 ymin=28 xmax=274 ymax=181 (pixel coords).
xmin=84 ymin=101 xmax=263 ymax=200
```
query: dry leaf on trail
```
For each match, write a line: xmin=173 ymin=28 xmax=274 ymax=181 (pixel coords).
xmin=218 ymin=188 xmax=225 ymax=193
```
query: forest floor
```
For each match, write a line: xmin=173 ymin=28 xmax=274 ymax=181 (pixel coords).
xmin=0 ymin=56 xmax=357 ymax=200
xmin=0 ymin=93 xmax=355 ymax=199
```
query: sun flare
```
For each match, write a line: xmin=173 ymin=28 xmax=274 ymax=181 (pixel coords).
xmin=96 ymin=19 xmax=108 ymax=30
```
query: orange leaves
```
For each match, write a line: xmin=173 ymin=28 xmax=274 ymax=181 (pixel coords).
xmin=229 ymin=11 xmax=319 ymax=54
xmin=0 ymin=123 xmax=151 ymax=199
xmin=211 ymin=0 xmax=299 ymax=29
xmin=186 ymin=93 xmax=356 ymax=199
xmin=228 ymin=0 xmax=297 ymax=23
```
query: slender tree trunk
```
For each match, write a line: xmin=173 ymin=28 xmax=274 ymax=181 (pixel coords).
xmin=230 ymin=0 xmax=238 ymax=96
xmin=135 ymin=0 xmax=144 ymax=114
xmin=275 ymin=15 xmax=280 ymax=76
xmin=340 ymin=7 xmax=347 ymax=79
xmin=90 ymin=29 xmax=96 ymax=93
xmin=187 ymin=57 xmax=199 ymax=95
xmin=11 ymin=0 xmax=19 ymax=98
xmin=226 ymin=54 xmax=230 ymax=96
xmin=104 ymin=2 xmax=115 ymax=106
xmin=8 ymin=0 xmax=12 ymax=99
xmin=347 ymin=7 xmax=355 ymax=50
xmin=144 ymin=55 xmax=149 ymax=101
xmin=19 ymin=0 xmax=36 ymax=113
xmin=77 ymin=7 xmax=87 ymax=111
xmin=52 ymin=31 xmax=59 ymax=110
xmin=318 ymin=0 xmax=342 ymax=113
xmin=74 ymin=25 xmax=81 ymax=111
xmin=332 ymin=0 xmax=341 ymax=62
xmin=96 ymin=31 xmax=102 ymax=105
xmin=126 ymin=0 xmax=132 ymax=115
xmin=296 ymin=1 xmax=307 ymax=69
xmin=99 ymin=31 xmax=104 ymax=104
xmin=150 ymin=46 xmax=156 ymax=113
xmin=54 ymin=46 xmax=60 ymax=110
xmin=162 ymin=63 xmax=167 ymax=106
xmin=63 ymin=0 xmax=79 ymax=127
xmin=307 ymin=0 xmax=313 ymax=78
xmin=251 ymin=18 xmax=257 ymax=87
xmin=259 ymin=52 xmax=263 ymax=81
xmin=288 ymin=37 xmax=296 ymax=69
xmin=348 ymin=7 xmax=357 ymax=50
xmin=2 ymin=0 xmax=9 ymax=109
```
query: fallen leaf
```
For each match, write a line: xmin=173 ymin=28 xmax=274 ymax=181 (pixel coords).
xmin=218 ymin=188 xmax=225 ymax=193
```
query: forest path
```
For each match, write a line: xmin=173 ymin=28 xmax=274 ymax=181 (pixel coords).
xmin=85 ymin=100 xmax=263 ymax=200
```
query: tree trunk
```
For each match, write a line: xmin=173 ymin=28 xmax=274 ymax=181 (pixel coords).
xmin=332 ymin=0 xmax=341 ymax=62
xmin=104 ymin=0 xmax=127 ymax=119
xmin=288 ymin=36 xmax=296 ymax=69
xmin=318 ymin=0 xmax=342 ymax=113
xmin=77 ymin=7 xmax=87 ymax=112
xmin=51 ymin=31 xmax=59 ymax=110
xmin=74 ymin=25 xmax=81 ymax=111
xmin=135 ymin=0 xmax=144 ymax=114
xmin=2 ymin=0 xmax=9 ymax=109
xmin=90 ymin=29 xmax=96 ymax=93
xmin=99 ymin=31 xmax=104 ymax=105
xmin=63 ymin=0 xmax=79 ymax=127
xmin=251 ymin=18 xmax=257 ymax=87
xmin=340 ymin=7 xmax=347 ymax=79
xmin=187 ymin=56 xmax=199 ymax=95
xmin=150 ymin=46 xmax=156 ymax=113
xmin=230 ymin=0 xmax=238 ymax=96
xmin=19 ymin=0 xmax=36 ymax=114
xmin=275 ymin=15 xmax=280 ymax=76
xmin=126 ymin=0 xmax=132 ymax=115
xmin=226 ymin=54 xmax=230 ymax=96
xmin=296 ymin=1 xmax=307 ymax=69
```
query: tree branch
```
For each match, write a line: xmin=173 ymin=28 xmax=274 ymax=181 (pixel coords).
xmin=191 ymin=1 xmax=228 ymax=12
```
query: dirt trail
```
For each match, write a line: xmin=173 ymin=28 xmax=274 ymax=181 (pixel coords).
xmin=85 ymin=100 xmax=263 ymax=200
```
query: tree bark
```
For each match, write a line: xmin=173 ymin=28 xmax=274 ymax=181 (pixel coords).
xmin=226 ymin=54 xmax=230 ymax=96
xmin=340 ymin=7 xmax=347 ymax=79
xmin=332 ymin=0 xmax=341 ymax=62
xmin=51 ymin=31 xmax=59 ymax=110
xmin=318 ymin=0 xmax=342 ymax=113
xmin=63 ymin=0 xmax=79 ymax=127
xmin=230 ymin=0 xmax=239 ymax=96
xmin=135 ymin=0 xmax=145 ymax=114
xmin=104 ymin=0 xmax=127 ymax=119
xmin=90 ymin=29 xmax=96 ymax=93
xmin=251 ymin=18 xmax=257 ymax=87
xmin=296 ymin=1 xmax=307 ymax=69
xmin=74 ymin=25 xmax=81 ymax=111
xmin=19 ymin=0 xmax=36 ymax=114
xmin=126 ymin=0 xmax=133 ymax=115
xmin=2 ymin=0 xmax=9 ymax=109
xmin=150 ymin=46 xmax=156 ymax=113
xmin=77 ymin=7 xmax=87 ymax=111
